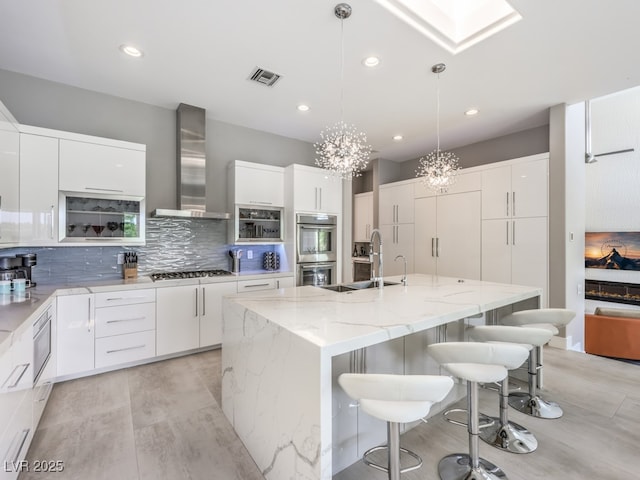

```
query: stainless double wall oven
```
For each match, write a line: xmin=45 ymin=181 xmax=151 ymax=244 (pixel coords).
xmin=296 ymin=213 xmax=337 ymax=286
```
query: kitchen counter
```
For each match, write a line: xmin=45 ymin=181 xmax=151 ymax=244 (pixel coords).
xmin=0 ymin=270 xmax=294 ymax=355
xmin=221 ymin=274 xmax=541 ymax=480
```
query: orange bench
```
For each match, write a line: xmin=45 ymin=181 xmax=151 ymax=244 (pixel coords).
xmin=585 ymin=307 xmax=640 ymax=360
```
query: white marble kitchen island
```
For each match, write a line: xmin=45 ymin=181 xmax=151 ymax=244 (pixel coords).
xmin=221 ymin=274 xmax=541 ymax=480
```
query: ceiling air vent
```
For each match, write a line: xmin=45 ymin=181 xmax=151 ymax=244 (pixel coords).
xmin=249 ymin=67 xmax=282 ymax=87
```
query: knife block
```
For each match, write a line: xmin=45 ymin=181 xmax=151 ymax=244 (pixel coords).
xmin=123 ymin=265 xmax=138 ymax=279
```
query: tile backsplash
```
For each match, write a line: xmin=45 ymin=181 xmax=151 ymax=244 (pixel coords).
xmin=1 ymin=217 xmax=285 ymax=285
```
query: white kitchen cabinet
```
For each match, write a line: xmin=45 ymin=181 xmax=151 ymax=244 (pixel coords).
xmin=414 ymin=191 xmax=481 ymax=280
xmin=57 ymin=294 xmax=95 ymax=377
xmin=93 ymin=289 xmax=156 ymax=368
xmin=229 ymin=160 xmax=284 ymax=207
xmin=0 ymin=103 xmax=20 ymax=245
xmin=19 ymin=133 xmax=59 ymax=245
xmin=0 ymin=321 xmax=34 ymax=480
xmin=353 ymin=192 xmax=373 ymax=242
xmin=482 ymin=217 xmax=548 ymax=304
xmin=95 ymin=330 xmax=156 ymax=369
xmin=481 ymin=154 xmax=548 ymax=305
xmin=156 ymin=285 xmax=200 ymax=356
xmin=287 ymin=164 xmax=342 ymax=214
xmin=379 ymin=181 xmax=414 ymax=276
xmin=200 ymin=282 xmax=238 ymax=348
xmin=379 ymin=181 xmax=414 ymax=225
xmin=380 ymin=223 xmax=414 ymax=276
xmin=59 ymin=138 xmax=146 ymax=196
xmin=481 ymin=156 xmax=548 ymax=220
xmin=275 ymin=276 xmax=295 ymax=289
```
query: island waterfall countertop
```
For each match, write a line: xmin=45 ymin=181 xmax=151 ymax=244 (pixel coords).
xmin=222 ymin=274 xmax=542 ymax=356
xmin=221 ymin=274 xmax=542 ymax=480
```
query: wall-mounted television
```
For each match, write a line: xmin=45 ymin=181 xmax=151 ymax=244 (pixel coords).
xmin=585 ymin=232 xmax=640 ymax=270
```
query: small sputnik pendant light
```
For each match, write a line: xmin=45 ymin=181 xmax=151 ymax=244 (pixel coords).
xmin=416 ymin=63 xmax=461 ymax=193
xmin=315 ymin=3 xmax=372 ymax=180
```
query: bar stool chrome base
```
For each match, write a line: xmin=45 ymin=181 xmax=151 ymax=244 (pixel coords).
xmin=439 ymin=453 xmax=507 ymax=480
xmin=508 ymin=392 xmax=563 ymax=419
xmin=478 ymin=417 xmax=537 ymax=453
xmin=363 ymin=445 xmax=422 ymax=474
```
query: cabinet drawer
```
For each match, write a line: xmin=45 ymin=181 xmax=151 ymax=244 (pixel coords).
xmin=95 ymin=302 xmax=156 ymax=338
xmin=94 ymin=289 xmax=155 ymax=308
xmin=237 ymin=278 xmax=276 ymax=293
xmin=95 ymin=330 xmax=155 ymax=369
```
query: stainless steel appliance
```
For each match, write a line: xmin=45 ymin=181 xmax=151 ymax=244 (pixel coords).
xmin=296 ymin=213 xmax=338 ymax=286
xmin=33 ymin=305 xmax=52 ymax=383
xmin=352 ymin=258 xmax=372 ymax=282
xmin=150 ymin=269 xmax=233 ymax=281
xmin=0 ymin=254 xmax=37 ymax=287
xmin=296 ymin=214 xmax=338 ymax=263
xmin=297 ymin=262 xmax=337 ymax=287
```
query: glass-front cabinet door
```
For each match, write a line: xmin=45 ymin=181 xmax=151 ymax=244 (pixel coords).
xmin=59 ymin=192 xmax=145 ymax=244
xmin=233 ymin=206 xmax=283 ymax=243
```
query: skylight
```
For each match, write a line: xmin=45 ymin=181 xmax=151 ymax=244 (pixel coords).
xmin=374 ymin=0 xmax=522 ymax=54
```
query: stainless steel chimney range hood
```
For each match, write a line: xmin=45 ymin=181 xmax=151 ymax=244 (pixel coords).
xmin=151 ymin=103 xmax=230 ymax=220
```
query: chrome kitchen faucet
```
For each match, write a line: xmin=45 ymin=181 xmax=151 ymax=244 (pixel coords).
xmin=369 ymin=229 xmax=384 ymax=288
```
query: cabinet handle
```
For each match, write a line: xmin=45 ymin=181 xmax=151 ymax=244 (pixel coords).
xmin=50 ymin=205 xmax=55 ymax=239
xmin=431 ymin=238 xmax=435 ymax=257
xmin=6 ymin=428 xmax=30 ymax=466
xmin=314 ymin=187 xmax=318 ymax=210
xmin=106 ymin=316 xmax=146 ymax=324
xmin=361 ymin=348 xmax=366 ymax=373
xmin=88 ymin=297 xmax=92 ymax=332
xmin=249 ymin=200 xmax=272 ymax=205
xmin=2 ymin=363 xmax=30 ymax=389
xmin=436 ymin=237 xmax=440 ymax=257
xmin=506 ymin=192 xmax=509 ymax=217
xmin=512 ymin=191 xmax=516 ymax=216
xmin=243 ymin=283 xmax=270 ymax=288
xmin=105 ymin=296 xmax=147 ymax=302
xmin=512 ymin=220 xmax=516 ymax=245
xmin=195 ymin=288 xmax=198 ymax=317
xmin=84 ymin=187 xmax=124 ymax=193
xmin=506 ymin=221 xmax=509 ymax=245
xmin=106 ymin=344 xmax=146 ymax=354
xmin=202 ymin=287 xmax=206 ymax=316
xmin=37 ymin=382 xmax=53 ymax=402
xmin=319 ymin=187 xmax=322 ymax=210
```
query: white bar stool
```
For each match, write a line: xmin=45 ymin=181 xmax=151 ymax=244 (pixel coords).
xmin=468 ymin=325 xmax=553 ymax=453
xmin=500 ymin=308 xmax=575 ymax=419
xmin=428 ymin=342 xmax=529 ymax=480
xmin=338 ymin=373 xmax=454 ymax=480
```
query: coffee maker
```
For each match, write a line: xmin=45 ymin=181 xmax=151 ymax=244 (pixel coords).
xmin=0 ymin=253 xmax=37 ymax=287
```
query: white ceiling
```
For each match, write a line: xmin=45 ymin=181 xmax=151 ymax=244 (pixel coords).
xmin=1 ymin=0 xmax=640 ymax=163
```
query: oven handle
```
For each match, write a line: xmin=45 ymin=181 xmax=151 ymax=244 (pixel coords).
xmin=298 ymin=225 xmax=336 ymax=230
xmin=299 ymin=263 xmax=336 ymax=270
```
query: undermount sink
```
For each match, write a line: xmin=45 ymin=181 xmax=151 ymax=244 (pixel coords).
xmin=318 ymin=280 xmax=400 ymax=292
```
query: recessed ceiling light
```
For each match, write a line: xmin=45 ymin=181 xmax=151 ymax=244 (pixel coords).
xmin=392 ymin=134 xmax=404 ymax=141
xmin=465 ymin=108 xmax=479 ymax=116
xmin=363 ymin=56 xmax=381 ymax=67
xmin=297 ymin=104 xmax=310 ymax=112
xmin=119 ymin=44 xmax=143 ymax=58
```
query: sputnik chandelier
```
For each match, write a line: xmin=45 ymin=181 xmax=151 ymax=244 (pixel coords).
xmin=416 ymin=63 xmax=461 ymax=193
xmin=315 ymin=3 xmax=372 ymax=180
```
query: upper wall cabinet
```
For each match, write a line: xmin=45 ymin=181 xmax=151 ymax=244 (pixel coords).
xmin=0 ymin=102 xmax=20 ymax=245
xmin=19 ymin=133 xmax=59 ymax=245
xmin=287 ymin=164 xmax=342 ymax=214
xmin=481 ymin=155 xmax=548 ymax=220
xmin=59 ymin=138 xmax=146 ymax=197
xmin=229 ymin=160 xmax=284 ymax=207
xmin=379 ymin=181 xmax=414 ymax=225
xmin=353 ymin=192 xmax=373 ymax=242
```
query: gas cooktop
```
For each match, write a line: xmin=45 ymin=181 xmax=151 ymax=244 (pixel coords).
xmin=150 ymin=269 xmax=233 ymax=281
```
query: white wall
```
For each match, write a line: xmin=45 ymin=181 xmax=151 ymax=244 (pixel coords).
xmin=586 ymin=86 xmax=640 ymax=286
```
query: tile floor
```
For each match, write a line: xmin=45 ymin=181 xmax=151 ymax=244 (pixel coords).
xmin=19 ymin=347 xmax=640 ymax=480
